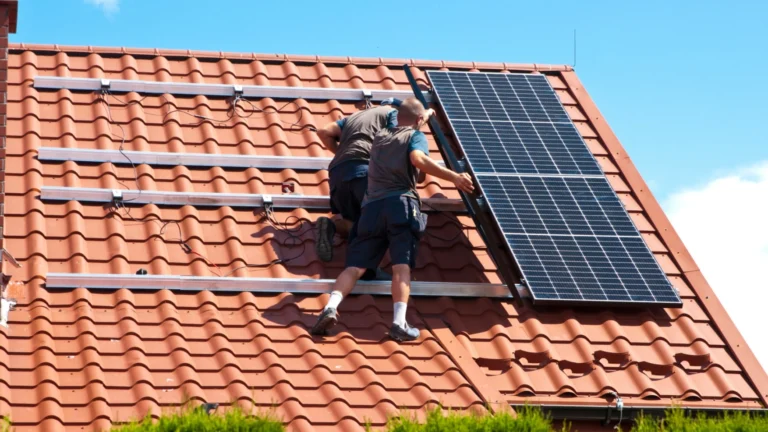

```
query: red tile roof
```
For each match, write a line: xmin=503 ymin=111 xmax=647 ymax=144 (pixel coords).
xmin=1 ymin=42 xmax=767 ymax=432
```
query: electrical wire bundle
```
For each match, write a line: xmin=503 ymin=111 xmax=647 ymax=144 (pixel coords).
xmin=98 ymin=90 xmax=315 ymax=277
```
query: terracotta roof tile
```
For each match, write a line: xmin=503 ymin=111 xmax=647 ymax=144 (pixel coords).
xmin=1 ymin=44 xmax=766 ymax=431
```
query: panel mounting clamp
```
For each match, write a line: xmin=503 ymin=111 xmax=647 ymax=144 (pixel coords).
xmin=233 ymin=84 xmax=244 ymax=97
xmin=100 ymin=79 xmax=111 ymax=92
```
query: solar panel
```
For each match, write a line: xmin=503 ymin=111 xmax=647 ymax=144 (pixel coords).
xmin=428 ymin=70 xmax=681 ymax=306
xmin=429 ymin=71 xmax=602 ymax=176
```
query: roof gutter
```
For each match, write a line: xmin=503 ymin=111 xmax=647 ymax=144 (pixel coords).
xmin=515 ymin=403 xmax=768 ymax=426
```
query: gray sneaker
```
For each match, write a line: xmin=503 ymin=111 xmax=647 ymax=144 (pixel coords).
xmin=315 ymin=217 xmax=335 ymax=263
xmin=389 ymin=322 xmax=420 ymax=342
xmin=310 ymin=307 xmax=338 ymax=335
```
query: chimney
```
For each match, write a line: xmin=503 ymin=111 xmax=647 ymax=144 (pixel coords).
xmin=0 ymin=0 xmax=16 ymax=271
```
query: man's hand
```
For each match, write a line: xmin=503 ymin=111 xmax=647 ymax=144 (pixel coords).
xmin=451 ymin=172 xmax=474 ymax=193
xmin=417 ymin=109 xmax=435 ymax=129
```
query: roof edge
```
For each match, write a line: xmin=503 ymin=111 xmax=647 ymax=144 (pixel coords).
xmin=8 ymin=43 xmax=573 ymax=72
xmin=559 ymin=70 xmax=768 ymax=407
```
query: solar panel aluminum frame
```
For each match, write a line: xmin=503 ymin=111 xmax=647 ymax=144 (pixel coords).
xmin=425 ymin=70 xmax=681 ymax=307
xmin=405 ymin=67 xmax=524 ymax=304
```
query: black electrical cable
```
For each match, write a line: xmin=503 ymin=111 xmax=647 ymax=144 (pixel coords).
xmin=100 ymin=91 xmax=141 ymax=202
xmin=99 ymin=90 xmax=316 ymax=276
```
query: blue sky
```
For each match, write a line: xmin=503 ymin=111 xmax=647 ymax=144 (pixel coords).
xmin=12 ymin=0 xmax=767 ymax=198
xmin=11 ymin=1 xmax=768 ymax=367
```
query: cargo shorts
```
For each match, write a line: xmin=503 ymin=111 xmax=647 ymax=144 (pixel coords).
xmin=345 ymin=195 xmax=428 ymax=270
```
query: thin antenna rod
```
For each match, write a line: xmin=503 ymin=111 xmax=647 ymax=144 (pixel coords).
xmin=573 ymin=29 xmax=577 ymax=68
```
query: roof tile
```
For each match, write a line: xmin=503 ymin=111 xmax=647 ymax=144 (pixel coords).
xmin=1 ymin=44 xmax=764 ymax=431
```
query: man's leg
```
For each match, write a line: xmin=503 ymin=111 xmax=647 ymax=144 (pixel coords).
xmin=312 ymin=200 xmax=388 ymax=335
xmin=387 ymin=197 xmax=426 ymax=342
xmin=332 ymin=217 xmax=354 ymax=238
xmin=310 ymin=266 xmax=366 ymax=335
xmin=317 ymin=177 xmax=363 ymax=262
xmin=390 ymin=264 xmax=411 ymax=326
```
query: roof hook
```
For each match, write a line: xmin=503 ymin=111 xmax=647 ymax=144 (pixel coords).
xmin=1 ymin=249 xmax=21 ymax=269
xmin=602 ymin=391 xmax=624 ymax=429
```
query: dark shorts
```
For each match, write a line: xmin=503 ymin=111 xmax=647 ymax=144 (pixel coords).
xmin=330 ymin=176 xmax=368 ymax=223
xmin=345 ymin=195 xmax=428 ymax=271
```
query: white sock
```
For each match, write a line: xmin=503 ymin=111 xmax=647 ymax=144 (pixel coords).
xmin=393 ymin=302 xmax=407 ymax=326
xmin=325 ymin=291 xmax=343 ymax=311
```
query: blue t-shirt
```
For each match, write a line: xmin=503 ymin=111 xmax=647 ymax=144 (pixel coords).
xmin=408 ymin=130 xmax=430 ymax=156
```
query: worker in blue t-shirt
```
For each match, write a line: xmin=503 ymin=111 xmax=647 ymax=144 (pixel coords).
xmin=311 ymin=97 xmax=475 ymax=342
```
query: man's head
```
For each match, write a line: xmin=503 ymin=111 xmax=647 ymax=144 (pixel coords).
xmin=396 ymin=97 xmax=428 ymax=128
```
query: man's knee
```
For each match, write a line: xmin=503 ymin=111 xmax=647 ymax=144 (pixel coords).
xmin=343 ymin=266 xmax=368 ymax=279
xmin=391 ymin=264 xmax=411 ymax=280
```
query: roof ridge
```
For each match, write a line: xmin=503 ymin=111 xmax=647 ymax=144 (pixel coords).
xmin=9 ymin=43 xmax=573 ymax=72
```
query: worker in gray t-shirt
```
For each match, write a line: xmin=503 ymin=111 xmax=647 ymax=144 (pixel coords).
xmin=311 ymin=97 xmax=475 ymax=342
xmin=314 ymin=99 xmax=401 ymax=265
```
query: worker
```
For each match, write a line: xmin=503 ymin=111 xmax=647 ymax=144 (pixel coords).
xmin=311 ymin=97 xmax=475 ymax=342
xmin=314 ymin=98 xmax=402 ymax=265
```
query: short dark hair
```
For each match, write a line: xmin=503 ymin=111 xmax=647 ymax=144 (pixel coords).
xmin=397 ymin=97 xmax=425 ymax=125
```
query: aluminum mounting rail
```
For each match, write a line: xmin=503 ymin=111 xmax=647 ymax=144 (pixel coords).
xmin=36 ymin=147 xmax=446 ymax=170
xmin=33 ymin=76 xmax=432 ymax=102
xmin=39 ymin=186 xmax=466 ymax=213
xmin=45 ymin=273 xmax=522 ymax=298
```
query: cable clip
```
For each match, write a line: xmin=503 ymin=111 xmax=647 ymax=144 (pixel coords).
xmin=602 ymin=392 xmax=624 ymax=428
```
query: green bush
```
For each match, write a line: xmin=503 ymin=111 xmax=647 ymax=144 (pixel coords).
xmin=5 ymin=403 xmax=768 ymax=431
xmin=630 ymin=406 xmax=768 ymax=432
xmin=108 ymin=405 xmax=284 ymax=432
xmin=376 ymin=405 xmax=568 ymax=432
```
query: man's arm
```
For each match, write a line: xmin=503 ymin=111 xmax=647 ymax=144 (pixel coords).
xmin=410 ymin=150 xmax=474 ymax=193
xmin=316 ymin=120 xmax=343 ymax=152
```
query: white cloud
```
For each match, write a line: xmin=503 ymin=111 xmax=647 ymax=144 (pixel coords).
xmin=664 ymin=162 xmax=768 ymax=372
xmin=85 ymin=0 xmax=119 ymax=15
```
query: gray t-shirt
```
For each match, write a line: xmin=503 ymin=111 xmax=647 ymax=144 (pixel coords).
xmin=328 ymin=106 xmax=397 ymax=171
xmin=364 ymin=127 xmax=430 ymax=206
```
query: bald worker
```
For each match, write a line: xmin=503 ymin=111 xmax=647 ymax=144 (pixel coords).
xmin=311 ymin=97 xmax=474 ymax=342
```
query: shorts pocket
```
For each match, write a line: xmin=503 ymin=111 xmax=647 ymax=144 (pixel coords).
xmin=409 ymin=201 xmax=428 ymax=240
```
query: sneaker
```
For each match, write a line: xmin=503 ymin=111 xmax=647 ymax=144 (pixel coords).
xmin=389 ymin=322 xmax=421 ymax=342
xmin=315 ymin=217 xmax=336 ymax=262
xmin=310 ymin=307 xmax=338 ymax=335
